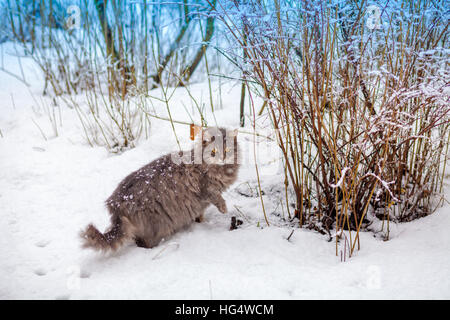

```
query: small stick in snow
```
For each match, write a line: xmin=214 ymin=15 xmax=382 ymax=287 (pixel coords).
xmin=209 ymin=280 xmax=213 ymax=300
xmin=287 ymin=229 xmax=295 ymax=242
xmin=152 ymin=242 xmax=180 ymax=260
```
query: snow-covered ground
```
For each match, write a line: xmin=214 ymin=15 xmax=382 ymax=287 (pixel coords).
xmin=1 ymin=44 xmax=449 ymax=299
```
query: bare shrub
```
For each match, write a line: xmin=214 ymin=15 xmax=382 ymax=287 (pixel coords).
xmin=4 ymin=0 xmax=222 ymax=150
xmin=215 ymin=0 xmax=450 ymax=255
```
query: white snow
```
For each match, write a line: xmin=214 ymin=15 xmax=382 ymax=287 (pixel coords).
xmin=1 ymin=43 xmax=450 ymax=300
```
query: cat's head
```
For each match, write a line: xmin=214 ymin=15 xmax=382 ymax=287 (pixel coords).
xmin=198 ymin=127 xmax=239 ymax=166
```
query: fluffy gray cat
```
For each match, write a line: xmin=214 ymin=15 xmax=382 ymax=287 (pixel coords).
xmin=81 ymin=127 xmax=240 ymax=251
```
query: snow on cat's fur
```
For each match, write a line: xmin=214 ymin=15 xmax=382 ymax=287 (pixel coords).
xmin=80 ymin=127 xmax=240 ymax=251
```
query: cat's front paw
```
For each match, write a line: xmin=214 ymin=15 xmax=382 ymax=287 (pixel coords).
xmin=217 ymin=201 xmax=227 ymax=214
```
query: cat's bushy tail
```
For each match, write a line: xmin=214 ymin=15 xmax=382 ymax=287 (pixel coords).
xmin=80 ymin=216 xmax=135 ymax=252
